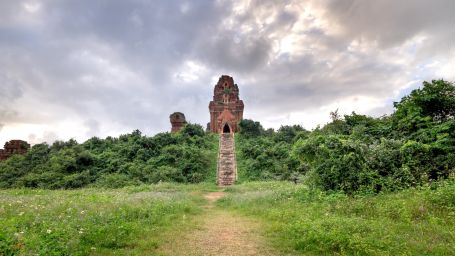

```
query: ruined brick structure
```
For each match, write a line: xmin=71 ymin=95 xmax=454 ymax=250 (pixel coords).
xmin=170 ymin=112 xmax=187 ymax=133
xmin=0 ymin=140 xmax=30 ymax=161
xmin=208 ymin=75 xmax=244 ymax=133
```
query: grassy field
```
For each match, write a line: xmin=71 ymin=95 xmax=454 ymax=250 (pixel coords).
xmin=1 ymin=181 xmax=454 ymax=255
xmin=0 ymin=183 xmax=217 ymax=255
xmin=219 ymin=181 xmax=455 ymax=255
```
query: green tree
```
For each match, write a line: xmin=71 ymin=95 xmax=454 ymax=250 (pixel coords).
xmin=393 ymin=80 xmax=455 ymax=134
xmin=239 ymin=119 xmax=264 ymax=137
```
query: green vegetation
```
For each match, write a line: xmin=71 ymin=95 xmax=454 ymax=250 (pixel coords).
xmin=1 ymin=182 xmax=454 ymax=255
xmin=0 ymin=183 xmax=218 ymax=255
xmin=0 ymin=124 xmax=218 ymax=189
xmin=1 ymin=79 xmax=453 ymax=193
xmin=236 ymin=80 xmax=455 ymax=194
xmin=219 ymin=181 xmax=455 ymax=255
xmin=1 ymin=79 xmax=454 ymax=255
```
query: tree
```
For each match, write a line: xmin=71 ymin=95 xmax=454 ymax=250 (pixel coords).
xmin=275 ymin=125 xmax=307 ymax=143
xmin=180 ymin=123 xmax=205 ymax=137
xmin=393 ymin=80 xmax=455 ymax=133
xmin=239 ymin=119 xmax=264 ymax=137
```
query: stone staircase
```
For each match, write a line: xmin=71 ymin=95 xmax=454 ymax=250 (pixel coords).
xmin=217 ymin=133 xmax=237 ymax=186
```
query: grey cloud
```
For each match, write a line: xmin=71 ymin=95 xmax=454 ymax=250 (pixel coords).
xmin=0 ymin=0 xmax=454 ymax=143
xmin=0 ymin=0 xmax=230 ymax=131
xmin=0 ymin=109 xmax=19 ymax=124
xmin=27 ymin=131 xmax=58 ymax=145
xmin=84 ymin=119 xmax=100 ymax=138
xmin=42 ymin=131 xmax=59 ymax=144
xmin=197 ymin=33 xmax=272 ymax=73
xmin=193 ymin=1 xmax=298 ymax=74
xmin=0 ymin=73 xmax=23 ymax=101
xmin=324 ymin=0 xmax=455 ymax=50
xmin=0 ymin=73 xmax=22 ymax=124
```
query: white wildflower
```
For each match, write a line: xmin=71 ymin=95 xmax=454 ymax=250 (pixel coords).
xmin=18 ymin=212 xmax=25 ymax=216
xmin=46 ymin=229 xmax=52 ymax=234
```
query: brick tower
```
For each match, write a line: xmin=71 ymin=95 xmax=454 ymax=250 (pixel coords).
xmin=169 ymin=112 xmax=187 ymax=133
xmin=208 ymin=75 xmax=244 ymax=133
xmin=0 ymin=140 xmax=30 ymax=161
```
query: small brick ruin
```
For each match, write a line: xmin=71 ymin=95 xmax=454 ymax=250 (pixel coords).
xmin=0 ymin=140 xmax=30 ymax=161
xmin=170 ymin=112 xmax=187 ymax=133
xmin=208 ymin=75 xmax=244 ymax=134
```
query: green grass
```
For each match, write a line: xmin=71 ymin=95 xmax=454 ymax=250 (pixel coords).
xmin=218 ymin=181 xmax=455 ymax=255
xmin=0 ymin=183 xmax=213 ymax=255
xmin=2 ymin=181 xmax=455 ymax=255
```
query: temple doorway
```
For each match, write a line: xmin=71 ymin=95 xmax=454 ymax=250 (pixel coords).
xmin=223 ymin=123 xmax=231 ymax=133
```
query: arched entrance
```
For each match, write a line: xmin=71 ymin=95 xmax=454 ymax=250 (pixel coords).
xmin=223 ymin=123 xmax=231 ymax=133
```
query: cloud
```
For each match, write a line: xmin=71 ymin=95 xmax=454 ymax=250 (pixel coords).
xmin=322 ymin=0 xmax=455 ymax=52
xmin=84 ymin=119 xmax=100 ymax=138
xmin=0 ymin=0 xmax=454 ymax=145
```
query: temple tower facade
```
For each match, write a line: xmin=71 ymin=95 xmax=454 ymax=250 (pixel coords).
xmin=208 ymin=75 xmax=244 ymax=133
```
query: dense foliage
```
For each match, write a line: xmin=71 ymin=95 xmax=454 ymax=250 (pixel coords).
xmin=0 ymin=124 xmax=218 ymax=189
xmin=236 ymin=80 xmax=455 ymax=193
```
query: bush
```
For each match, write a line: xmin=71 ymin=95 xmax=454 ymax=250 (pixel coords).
xmin=0 ymin=125 xmax=217 ymax=189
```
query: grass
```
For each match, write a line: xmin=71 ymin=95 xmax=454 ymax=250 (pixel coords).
xmin=1 ymin=180 xmax=455 ymax=255
xmin=0 ymin=183 xmax=214 ymax=255
xmin=218 ymin=181 xmax=455 ymax=255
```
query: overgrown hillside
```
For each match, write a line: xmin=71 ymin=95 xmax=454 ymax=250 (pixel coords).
xmin=236 ymin=80 xmax=455 ymax=194
xmin=0 ymin=124 xmax=218 ymax=189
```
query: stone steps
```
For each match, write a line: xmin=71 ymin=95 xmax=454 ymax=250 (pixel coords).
xmin=217 ymin=133 xmax=237 ymax=186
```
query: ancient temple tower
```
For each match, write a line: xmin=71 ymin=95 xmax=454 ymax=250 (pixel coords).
xmin=208 ymin=75 xmax=244 ymax=133
xmin=169 ymin=112 xmax=187 ymax=133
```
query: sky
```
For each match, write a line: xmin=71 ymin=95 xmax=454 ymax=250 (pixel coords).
xmin=1 ymin=0 xmax=455 ymax=146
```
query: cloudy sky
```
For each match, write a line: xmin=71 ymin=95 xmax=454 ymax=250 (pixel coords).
xmin=1 ymin=0 xmax=454 ymax=145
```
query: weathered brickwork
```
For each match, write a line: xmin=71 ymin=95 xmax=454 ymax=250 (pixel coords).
xmin=170 ymin=112 xmax=187 ymax=133
xmin=0 ymin=140 xmax=30 ymax=161
xmin=208 ymin=75 xmax=244 ymax=134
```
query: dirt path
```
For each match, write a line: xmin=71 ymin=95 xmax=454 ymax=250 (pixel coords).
xmin=157 ymin=192 xmax=279 ymax=256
